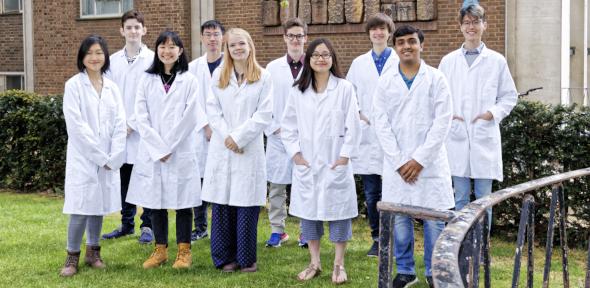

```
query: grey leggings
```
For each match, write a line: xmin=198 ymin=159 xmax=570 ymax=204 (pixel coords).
xmin=66 ymin=214 xmax=103 ymax=252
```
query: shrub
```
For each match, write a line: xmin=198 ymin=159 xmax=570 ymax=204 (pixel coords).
xmin=495 ymin=101 xmax=590 ymax=246
xmin=0 ymin=90 xmax=66 ymax=193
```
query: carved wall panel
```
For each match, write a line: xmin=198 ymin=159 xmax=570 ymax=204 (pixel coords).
xmin=328 ymin=0 xmax=345 ymax=23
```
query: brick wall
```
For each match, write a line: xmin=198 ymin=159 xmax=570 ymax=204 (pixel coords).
xmin=0 ymin=13 xmax=24 ymax=72
xmin=215 ymin=0 xmax=505 ymax=72
xmin=33 ymin=0 xmax=192 ymax=95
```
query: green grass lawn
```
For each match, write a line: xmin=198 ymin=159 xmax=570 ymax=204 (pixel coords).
xmin=0 ymin=191 xmax=587 ymax=287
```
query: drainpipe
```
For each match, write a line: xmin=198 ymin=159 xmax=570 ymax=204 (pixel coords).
xmin=584 ymin=0 xmax=588 ymax=106
xmin=561 ymin=0 xmax=571 ymax=105
xmin=23 ymin=0 xmax=34 ymax=92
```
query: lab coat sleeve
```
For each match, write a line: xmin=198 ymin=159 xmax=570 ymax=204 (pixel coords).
xmin=372 ymin=79 xmax=407 ymax=171
xmin=206 ymin=85 xmax=231 ymax=139
xmin=487 ymin=62 xmax=517 ymax=124
xmin=280 ymin=88 xmax=300 ymax=159
xmin=62 ymin=80 xmax=110 ymax=167
xmin=230 ymin=74 xmax=273 ymax=148
xmin=411 ymin=73 xmax=453 ymax=168
xmin=134 ymin=76 xmax=172 ymax=161
xmin=263 ymin=66 xmax=280 ymax=137
xmin=339 ymin=87 xmax=361 ymax=159
xmin=345 ymin=61 xmax=362 ymax=110
xmin=106 ymin=85 xmax=127 ymax=169
xmin=164 ymin=77 xmax=207 ymax=152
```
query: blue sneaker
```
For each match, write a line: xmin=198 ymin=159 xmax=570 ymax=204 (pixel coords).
xmin=101 ymin=226 xmax=134 ymax=240
xmin=190 ymin=229 xmax=208 ymax=242
xmin=138 ymin=227 xmax=154 ymax=244
xmin=298 ymin=234 xmax=308 ymax=248
xmin=265 ymin=232 xmax=289 ymax=247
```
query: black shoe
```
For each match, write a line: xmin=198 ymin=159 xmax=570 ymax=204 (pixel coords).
xmin=391 ymin=273 xmax=418 ymax=288
xmin=426 ymin=276 xmax=434 ymax=288
xmin=367 ymin=241 xmax=379 ymax=257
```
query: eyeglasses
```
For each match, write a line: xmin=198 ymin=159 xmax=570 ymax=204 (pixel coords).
xmin=311 ymin=53 xmax=332 ymax=60
xmin=461 ymin=20 xmax=482 ymax=27
xmin=285 ymin=34 xmax=306 ymax=41
xmin=203 ymin=32 xmax=222 ymax=38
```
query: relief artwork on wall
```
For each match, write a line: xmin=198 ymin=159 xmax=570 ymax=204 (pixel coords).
xmin=262 ymin=0 xmax=436 ymax=27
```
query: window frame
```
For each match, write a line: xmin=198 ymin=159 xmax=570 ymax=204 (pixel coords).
xmin=0 ymin=72 xmax=25 ymax=92
xmin=1 ymin=0 xmax=23 ymax=14
xmin=79 ymin=0 xmax=132 ymax=19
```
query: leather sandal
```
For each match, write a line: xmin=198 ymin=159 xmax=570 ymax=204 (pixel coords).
xmin=332 ymin=264 xmax=347 ymax=285
xmin=221 ymin=262 xmax=238 ymax=272
xmin=297 ymin=263 xmax=322 ymax=281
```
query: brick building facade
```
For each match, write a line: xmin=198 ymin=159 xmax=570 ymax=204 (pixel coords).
xmin=4 ymin=0 xmax=505 ymax=95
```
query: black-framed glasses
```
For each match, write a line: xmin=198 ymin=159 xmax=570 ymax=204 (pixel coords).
xmin=311 ymin=53 xmax=332 ymax=60
xmin=285 ymin=34 xmax=306 ymax=41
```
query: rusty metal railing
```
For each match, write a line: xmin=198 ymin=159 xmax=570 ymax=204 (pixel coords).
xmin=376 ymin=167 xmax=590 ymax=288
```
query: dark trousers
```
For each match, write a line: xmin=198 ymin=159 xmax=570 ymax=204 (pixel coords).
xmin=120 ymin=164 xmax=152 ymax=230
xmin=210 ymin=204 xmax=260 ymax=268
xmin=361 ymin=174 xmax=382 ymax=241
xmin=192 ymin=178 xmax=208 ymax=232
xmin=151 ymin=208 xmax=192 ymax=244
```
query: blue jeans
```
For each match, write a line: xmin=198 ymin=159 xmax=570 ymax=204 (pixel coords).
xmin=453 ymin=177 xmax=493 ymax=228
xmin=361 ymin=174 xmax=382 ymax=241
xmin=394 ymin=215 xmax=444 ymax=276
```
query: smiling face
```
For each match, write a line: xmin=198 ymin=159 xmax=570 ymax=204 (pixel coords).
xmin=310 ymin=43 xmax=332 ymax=74
xmin=201 ymin=27 xmax=223 ymax=54
xmin=83 ymin=43 xmax=106 ymax=73
xmin=369 ymin=25 xmax=391 ymax=47
xmin=394 ymin=33 xmax=422 ymax=66
xmin=284 ymin=26 xmax=307 ymax=55
xmin=157 ymin=38 xmax=183 ymax=72
xmin=227 ymin=33 xmax=251 ymax=62
xmin=120 ymin=18 xmax=146 ymax=45
xmin=460 ymin=14 xmax=487 ymax=44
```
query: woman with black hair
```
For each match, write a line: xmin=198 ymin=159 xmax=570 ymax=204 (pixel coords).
xmin=281 ymin=38 xmax=360 ymax=284
xmin=60 ymin=35 xmax=127 ymax=277
xmin=126 ymin=30 xmax=207 ymax=270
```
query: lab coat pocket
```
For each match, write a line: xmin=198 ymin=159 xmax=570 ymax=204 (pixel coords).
xmin=473 ymin=120 xmax=497 ymax=142
xmin=177 ymin=152 xmax=198 ymax=179
xmin=359 ymin=120 xmax=371 ymax=145
xmin=329 ymin=164 xmax=349 ymax=191
xmin=449 ymin=120 xmax=467 ymax=141
xmin=293 ymin=165 xmax=312 ymax=191
xmin=330 ymin=110 xmax=345 ymax=137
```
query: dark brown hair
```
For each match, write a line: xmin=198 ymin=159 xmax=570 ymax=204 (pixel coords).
xmin=283 ymin=17 xmax=308 ymax=35
xmin=365 ymin=13 xmax=395 ymax=34
xmin=121 ymin=9 xmax=145 ymax=27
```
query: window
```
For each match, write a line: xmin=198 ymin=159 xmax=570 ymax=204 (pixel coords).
xmin=1 ymin=0 xmax=23 ymax=14
xmin=80 ymin=0 xmax=132 ymax=18
xmin=0 ymin=74 xmax=24 ymax=92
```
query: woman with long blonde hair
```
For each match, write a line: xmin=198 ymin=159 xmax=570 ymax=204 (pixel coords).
xmin=201 ymin=28 xmax=272 ymax=273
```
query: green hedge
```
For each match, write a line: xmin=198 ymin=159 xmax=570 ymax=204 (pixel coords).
xmin=0 ymin=90 xmax=66 ymax=193
xmin=1 ymin=90 xmax=589 ymax=243
xmin=495 ymin=101 xmax=590 ymax=246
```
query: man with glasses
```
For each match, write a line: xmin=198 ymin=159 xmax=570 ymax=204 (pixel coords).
xmin=439 ymin=4 xmax=517 ymax=230
xmin=188 ymin=19 xmax=225 ymax=242
xmin=264 ymin=18 xmax=308 ymax=248
xmin=346 ymin=13 xmax=397 ymax=258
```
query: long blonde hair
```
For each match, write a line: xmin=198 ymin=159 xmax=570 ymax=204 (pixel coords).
xmin=218 ymin=28 xmax=262 ymax=89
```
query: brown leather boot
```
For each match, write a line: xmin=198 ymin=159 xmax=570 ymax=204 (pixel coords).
xmin=143 ymin=244 xmax=168 ymax=269
xmin=59 ymin=251 xmax=80 ymax=277
xmin=84 ymin=245 xmax=106 ymax=269
xmin=172 ymin=243 xmax=192 ymax=269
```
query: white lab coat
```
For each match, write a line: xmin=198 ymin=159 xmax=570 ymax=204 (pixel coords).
xmin=264 ymin=55 xmax=301 ymax=184
xmin=439 ymin=45 xmax=517 ymax=181
xmin=281 ymin=75 xmax=361 ymax=221
xmin=188 ymin=54 xmax=222 ymax=178
xmin=126 ymin=72 xmax=207 ymax=209
xmin=346 ymin=49 xmax=398 ymax=175
xmin=62 ymin=72 xmax=127 ymax=215
xmin=106 ymin=46 xmax=154 ymax=164
xmin=201 ymin=68 xmax=273 ymax=207
xmin=372 ymin=61 xmax=454 ymax=210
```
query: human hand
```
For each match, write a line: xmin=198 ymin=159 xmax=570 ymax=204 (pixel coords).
xmin=472 ymin=111 xmax=493 ymax=123
xmin=360 ymin=113 xmax=370 ymax=125
xmin=293 ymin=152 xmax=310 ymax=167
xmin=204 ymin=125 xmax=212 ymax=141
xmin=160 ymin=153 xmax=172 ymax=162
xmin=397 ymin=159 xmax=423 ymax=184
xmin=104 ymin=165 xmax=112 ymax=170
xmin=225 ymin=136 xmax=243 ymax=154
xmin=452 ymin=115 xmax=465 ymax=121
xmin=273 ymin=128 xmax=281 ymax=135
xmin=127 ymin=125 xmax=134 ymax=135
xmin=331 ymin=157 xmax=349 ymax=169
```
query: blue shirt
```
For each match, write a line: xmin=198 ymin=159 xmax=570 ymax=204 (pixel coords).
xmin=372 ymin=47 xmax=392 ymax=76
xmin=399 ymin=64 xmax=416 ymax=89
xmin=461 ymin=42 xmax=485 ymax=67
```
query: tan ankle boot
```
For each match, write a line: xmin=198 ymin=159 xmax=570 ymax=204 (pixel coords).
xmin=172 ymin=243 xmax=192 ymax=269
xmin=84 ymin=245 xmax=106 ymax=269
xmin=59 ymin=251 xmax=80 ymax=277
xmin=143 ymin=244 xmax=168 ymax=269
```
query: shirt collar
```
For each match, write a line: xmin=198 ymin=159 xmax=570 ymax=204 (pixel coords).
xmin=286 ymin=53 xmax=304 ymax=65
xmin=461 ymin=42 xmax=485 ymax=55
xmin=371 ymin=47 xmax=392 ymax=60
